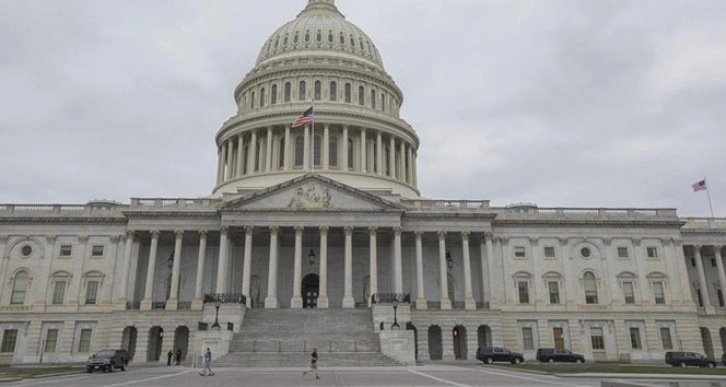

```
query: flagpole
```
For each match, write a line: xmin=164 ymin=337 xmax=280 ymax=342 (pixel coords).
xmin=705 ymin=176 xmax=715 ymax=217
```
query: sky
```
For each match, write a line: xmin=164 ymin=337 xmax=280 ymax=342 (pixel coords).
xmin=1 ymin=0 xmax=725 ymax=217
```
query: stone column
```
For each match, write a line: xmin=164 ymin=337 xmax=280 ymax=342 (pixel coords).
xmin=284 ymin=125 xmax=291 ymax=171
xmin=265 ymin=226 xmax=279 ymax=308
xmin=323 ymin=124 xmax=330 ymax=170
xmin=393 ymin=227 xmax=403 ymax=294
xmin=388 ymin=137 xmax=396 ymax=178
xmin=530 ymin=237 xmax=543 ymax=304
xmin=438 ymin=231 xmax=451 ymax=309
xmin=236 ymin=135 xmax=245 ymax=177
xmin=118 ymin=230 xmax=136 ymax=305
xmin=406 ymin=145 xmax=413 ymax=184
xmin=192 ymin=230 xmax=207 ymax=310
xmin=215 ymin=227 xmax=229 ymax=293
xmin=694 ymin=245 xmax=712 ymax=307
xmin=167 ymin=230 xmax=183 ymax=310
xmin=399 ymin=141 xmax=406 ymax=182
xmin=415 ymin=231 xmax=427 ymax=309
xmin=266 ymin=127 xmax=273 ymax=172
xmin=303 ymin=125 xmax=310 ymax=170
xmin=412 ymin=150 xmax=418 ymax=186
xmin=342 ymin=126 xmax=349 ymax=170
xmin=360 ymin=129 xmax=367 ymax=173
xmin=249 ymin=130 xmax=258 ymax=174
xmin=140 ymin=230 xmax=160 ymax=310
xmin=242 ymin=227 xmax=255 ymax=307
xmin=216 ymin=148 xmax=224 ymax=184
xmin=632 ymin=238 xmax=649 ymax=304
xmin=318 ymin=226 xmax=329 ymax=308
xmin=715 ymin=246 xmax=726 ymax=307
xmin=461 ymin=232 xmax=475 ymax=310
xmin=343 ymin=226 xmax=355 ymax=308
xmin=368 ymin=227 xmax=378 ymax=306
xmin=376 ymin=131 xmax=383 ymax=175
xmin=225 ymin=140 xmax=234 ymax=180
xmin=103 ymin=236 xmax=120 ymax=305
xmin=291 ymin=226 xmax=303 ymax=308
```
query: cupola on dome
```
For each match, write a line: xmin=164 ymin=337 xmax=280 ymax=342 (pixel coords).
xmin=256 ymin=0 xmax=384 ymax=69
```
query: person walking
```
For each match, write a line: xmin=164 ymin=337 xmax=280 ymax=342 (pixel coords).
xmin=302 ymin=348 xmax=320 ymax=379
xmin=166 ymin=349 xmax=173 ymax=366
xmin=199 ymin=348 xmax=215 ymax=376
xmin=175 ymin=348 xmax=182 ymax=366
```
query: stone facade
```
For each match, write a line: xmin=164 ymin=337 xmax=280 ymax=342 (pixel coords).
xmin=1 ymin=0 xmax=725 ymax=366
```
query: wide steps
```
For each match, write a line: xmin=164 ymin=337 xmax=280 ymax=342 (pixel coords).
xmin=214 ymin=352 xmax=403 ymax=367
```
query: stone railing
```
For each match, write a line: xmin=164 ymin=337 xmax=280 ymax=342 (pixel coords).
xmin=204 ymin=293 xmax=247 ymax=305
xmin=129 ymin=198 xmax=217 ymax=211
xmin=682 ymin=217 xmax=726 ymax=230
xmin=495 ymin=207 xmax=677 ymax=220
xmin=401 ymin=200 xmax=490 ymax=211
xmin=371 ymin=293 xmax=411 ymax=304
xmin=0 ymin=203 xmax=124 ymax=216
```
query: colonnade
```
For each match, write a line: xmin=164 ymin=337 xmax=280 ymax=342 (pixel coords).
xmin=215 ymin=124 xmax=418 ymax=187
xmin=689 ymin=245 xmax=726 ymax=308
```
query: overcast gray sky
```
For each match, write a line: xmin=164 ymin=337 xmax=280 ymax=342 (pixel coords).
xmin=1 ymin=0 xmax=724 ymax=217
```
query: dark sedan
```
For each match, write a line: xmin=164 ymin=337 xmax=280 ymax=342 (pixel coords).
xmin=476 ymin=347 xmax=524 ymax=364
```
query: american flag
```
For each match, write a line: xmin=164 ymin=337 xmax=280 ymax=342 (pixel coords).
xmin=291 ymin=107 xmax=313 ymax=128
xmin=692 ymin=179 xmax=707 ymax=192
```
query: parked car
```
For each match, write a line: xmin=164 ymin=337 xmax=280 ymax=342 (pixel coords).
xmin=665 ymin=351 xmax=716 ymax=368
xmin=536 ymin=348 xmax=585 ymax=363
xmin=87 ymin=349 xmax=130 ymax=373
xmin=476 ymin=347 xmax=524 ymax=364
xmin=722 ymin=353 xmax=726 ymax=366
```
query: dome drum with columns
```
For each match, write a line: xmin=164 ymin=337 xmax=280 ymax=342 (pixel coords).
xmin=213 ymin=0 xmax=420 ymax=199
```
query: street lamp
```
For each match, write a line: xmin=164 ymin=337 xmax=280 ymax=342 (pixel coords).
xmin=212 ymin=300 xmax=221 ymax=329
xmin=446 ymin=251 xmax=453 ymax=270
xmin=391 ymin=298 xmax=400 ymax=329
xmin=307 ymin=248 xmax=316 ymax=265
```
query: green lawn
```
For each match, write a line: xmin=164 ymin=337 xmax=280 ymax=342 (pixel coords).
xmin=0 ymin=366 xmax=85 ymax=378
xmin=500 ymin=363 xmax=726 ymax=376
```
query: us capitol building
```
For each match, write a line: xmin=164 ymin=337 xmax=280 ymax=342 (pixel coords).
xmin=1 ymin=0 xmax=725 ymax=366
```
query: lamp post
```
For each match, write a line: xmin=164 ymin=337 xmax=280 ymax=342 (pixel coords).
xmin=166 ymin=251 xmax=174 ymax=301
xmin=212 ymin=300 xmax=221 ymax=329
xmin=446 ymin=251 xmax=453 ymax=270
xmin=391 ymin=298 xmax=400 ymax=329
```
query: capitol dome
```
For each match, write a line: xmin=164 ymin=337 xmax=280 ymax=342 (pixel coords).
xmin=212 ymin=0 xmax=420 ymax=199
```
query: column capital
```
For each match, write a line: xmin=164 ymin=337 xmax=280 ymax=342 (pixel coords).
xmin=632 ymin=237 xmax=641 ymax=246
xmin=368 ymin=226 xmax=377 ymax=235
xmin=199 ymin=230 xmax=208 ymax=237
xmin=46 ymin=235 xmax=57 ymax=245
xmin=393 ymin=227 xmax=402 ymax=236
xmin=484 ymin=232 xmax=493 ymax=242
xmin=219 ymin=226 xmax=229 ymax=235
xmin=559 ymin=237 xmax=568 ymax=246
xmin=248 ymin=226 xmax=257 ymax=235
xmin=174 ymin=230 xmax=184 ymax=238
xmin=344 ymin=226 xmax=353 ymax=235
xmin=319 ymin=225 xmax=329 ymax=235
xmin=414 ymin=231 xmax=424 ymax=238
xmin=461 ymin=231 xmax=471 ymax=239
xmin=714 ymin=245 xmax=723 ymax=253
xmin=694 ymin=244 xmax=703 ymax=251
xmin=110 ymin=235 xmax=121 ymax=244
xmin=529 ymin=236 xmax=538 ymax=244
xmin=125 ymin=229 xmax=137 ymax=239
xmin=294 ymin=225 xmax=304 ymax=234
xmin=78 ymin=235 xmax=89 ymax=243
xmin=437 ymin=231 xmax=447 ymax=239
xmin=0 ymin=235 xmax=8 ymax=245
xmin=602 ymin=237 xmax=612 ymax=246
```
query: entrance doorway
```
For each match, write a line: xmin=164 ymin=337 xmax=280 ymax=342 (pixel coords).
xmin=453 ymin=326 xmax=467 ymax=359
xmin=553 ymin=327 xmax=565 ymax=349
xmin=148 ymin=327 xmax=164 ymax=362
xmin=121 ymin=326 xmax=138 ymax=361
xmin=302 ymin=274 xmax=319 ymax=308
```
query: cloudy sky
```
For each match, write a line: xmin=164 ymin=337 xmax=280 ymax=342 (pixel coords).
xmin=1 ymin=0 xmax=724 ymax=217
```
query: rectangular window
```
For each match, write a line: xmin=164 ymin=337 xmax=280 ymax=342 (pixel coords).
xmin=518 ymin=281 xmax=529 ymax=304
xmin=52 ymin=281 xmax=66 ymax=305
xmin=712 ymin=258 xmax=718 ymax=267
xmin=59 ymin=245 xmax=72 ymax=257
xmin=660 ymin=327 xmax=673 ymax=350
xmin=522 ymin=327 xmax=534 ymax=350
xmin=646 ymin=247 xmax=658 ymax=258
xmin=617 ymin=247 xmax=629 ymax=258
xmin=653 ymin=282 xmax=666 ymax=305
xmin=78 ymin=329 xmax=92 ymax=353
xmin=548 ymin=281 xmax=560 ymax=304
xmin=691 ymin=258 xmax=696 ymax=267
xmin=1 ymin=329 xmax=18 ymax=353
xmin=544 ymin=246 xmax=556 ymax=258
xmin=514 ymin=246 xmax=526 ymax=258
xmin=590 ymin=327 xmax=605 ymax=350
xmin=86 ymin=281 xmax=99 ymax=305
xmin=91 ymin=245 xmax=104 ymax=257
xmin=623 ymin=282 xmax=635 ymax=304
xmin=697 ymin=289 xmax=703 ymax=307
xmin=719 ymin=289 xmax=725 ymax=308
xmin=630 ymin=327 xmax=642 ymax=349
xmin=45 ymin=329 xmax=59 ymax=353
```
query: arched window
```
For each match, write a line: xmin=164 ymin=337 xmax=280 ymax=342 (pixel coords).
xmin=259 ymin=88 xmax=266 ymax=107
xmin=10 ymin=270 xmax=29 ymax=305
xmin=328 ymin=31 xmax=334 ymax=43
xmin=284 ymin=82 xmax=292 ymax=102
xmin=283 ymin=34 xmax=289 ymax=46
xmin=305 ymin=30 xmax=310 ymax=43
xmin=251 ymin=92 xmax=255 ymax=109
xmin=313 ymin=135 xmax=321 ymax=166
xmin=278 ymin=138 xmax=285 ymax=169
xmin=381 ymin=93 xmax=386 ymax=112
xmin=347 ymin=138 xmax=354 ymax=170
xmin=358 ymin=86 xmax=364 ymax=106
xmin=299 ymin=81 xmax=306 ymax=101
xmin=344 ymin=83 xmax=351 ymax=103
xmin=584 ymin=272 xmax=598 ymax=304
xmin=295 ymin=136 xmax=304 ymax=166
xmin=316 ymin=30 xmax=322 ymax=43
xmin=329 ymin=136 xmax=338 ymax=167
xmin=293 ymin=32 xmax=299 ymax=44
xmin=371 ymin=89 xmax=376 ymax=109
xmin=329 ymin=82 xmax=337 ymax=101
xmin=274 ymin=36 xmax=280 ymax=48
xmin=271 ymin=85 xmax=278 ymax=105
xmin=339 ymin=33 xmax=345 ymax=45
xmin=350 ymin=34 xmax=356 ymax=48
xmin=314 ymin=81 xmax=321 ymax=101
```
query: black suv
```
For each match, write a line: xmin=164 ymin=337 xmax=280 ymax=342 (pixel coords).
xmin=665 ymin=351 xmax=716 ymax=368
xmin=476 ymin=347 xmax=524 ymax=364
xmin=87 ymin=349 xmax=129 ymax=373
xmin=536 ymin=348 xmax=585 ymax=363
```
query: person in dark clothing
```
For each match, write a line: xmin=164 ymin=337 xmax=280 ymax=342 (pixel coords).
xmin=302 ymin=348 xmax=320 ymax=379
xmin=175 ymin=348 xmax=182 ymax=365
xmin=167 ymin=349 xmax=173 ymax=366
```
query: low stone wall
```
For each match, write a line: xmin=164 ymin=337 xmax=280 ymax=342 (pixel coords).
xmin=379 ymin=330 xmax=415 ymax=365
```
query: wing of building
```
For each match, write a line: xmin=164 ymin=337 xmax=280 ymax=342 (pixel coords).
xmin=1 ymin=0 xmax=725 ymax=366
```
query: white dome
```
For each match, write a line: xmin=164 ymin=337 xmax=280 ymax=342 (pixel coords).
xmin=256 ymin=0 xmax=384 ymax=69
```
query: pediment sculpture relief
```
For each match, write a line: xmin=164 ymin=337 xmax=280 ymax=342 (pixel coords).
xmin=287 ymin=183 xmax=332 ymax=209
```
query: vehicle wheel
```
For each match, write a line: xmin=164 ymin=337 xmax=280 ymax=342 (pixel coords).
xmin=512 ymin=357 xmax=522 ymax=364
xmin=680 ymin=361 xmax=687 ymax=368
xmin=709 ymin=363 xmax=716 ymax=368
xmin=107 ymin=365 xmax=113 ymax=373
xmin=576 ymin=359 xmax=584 ymax=364
xmin=548 ymin=358 xmax=555 ymax=363
xmin=121 ymin=362 xmax=126 ymax=371
xmin=486 ymin=357 xmax=493 ymax=365
xmin=86 ymin=367 xmax=93 ymax=373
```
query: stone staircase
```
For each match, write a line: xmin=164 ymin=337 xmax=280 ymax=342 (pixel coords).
xmin=215 ymin=308 xmax=403 ymax=367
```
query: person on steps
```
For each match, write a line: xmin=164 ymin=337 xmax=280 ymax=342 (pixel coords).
xmin=302 ymin=348 xmax=320 ymax=379
xmin=199 ymin=348 xmax=215 ymax=376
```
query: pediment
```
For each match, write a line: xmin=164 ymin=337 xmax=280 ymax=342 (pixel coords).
xmin=220 ymin=174 xmax=404 ymax=212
